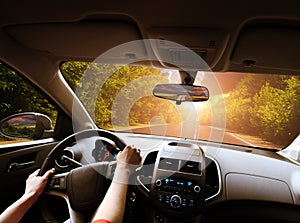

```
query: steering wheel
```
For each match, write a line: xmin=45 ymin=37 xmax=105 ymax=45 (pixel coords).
xmin=39 ymin=129 xmax=126 ymax=175
xmin=38 ymin=129 xmax=127 ymax=223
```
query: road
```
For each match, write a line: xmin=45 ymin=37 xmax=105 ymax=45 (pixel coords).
xmin=124 ymin=124 xmax=257 ymax=147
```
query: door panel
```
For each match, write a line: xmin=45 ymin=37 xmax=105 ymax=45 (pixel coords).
xmin=0 ymin=142 xmax=58 ymax=212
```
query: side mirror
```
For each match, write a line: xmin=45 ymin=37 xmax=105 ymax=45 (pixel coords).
xmin=153 ymin=84 xmax=209 ymax=105
xmin=0 ymin=112 xmax=53 ymax=140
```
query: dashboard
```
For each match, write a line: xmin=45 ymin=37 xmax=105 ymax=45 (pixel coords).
xmin=51 ymin=131 xmax=300 ymax=222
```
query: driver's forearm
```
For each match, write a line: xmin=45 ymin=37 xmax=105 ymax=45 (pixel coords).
xmin=92 ymin=167 xmax=130 ymax=223
xmin=92 ymin=181 xmax=128 ymax=223
xmin=0 ymin=193 xmax=37 ymax=223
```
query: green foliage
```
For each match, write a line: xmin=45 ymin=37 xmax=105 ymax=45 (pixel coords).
xmin=0 ymin=63 xmax=57 ymax=125
xmin=2 ymin=125 xmax=35 ymax=138
xmin=250 ymin=77 xmax=300 ymax=141
xmin=226 ymin=74 xmax=300 ymax=146
xmin=61 ymin=62 xmax=181 ymax=129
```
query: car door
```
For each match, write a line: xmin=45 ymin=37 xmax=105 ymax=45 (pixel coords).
xmin=0 ymin=62 xmax=73 ymax=216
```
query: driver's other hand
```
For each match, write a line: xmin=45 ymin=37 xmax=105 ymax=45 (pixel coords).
xmin=116 ymin=145 xmax=142 ymax=174
xmin=24 ymin=168 xmax=55 ymax=201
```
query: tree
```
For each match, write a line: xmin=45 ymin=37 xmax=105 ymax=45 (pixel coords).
xmin=225 ymin=73 xmax=300 ymax=146
xmin=250 ymin=77 xmax=300 ymax=145
xmin=61 ymin=62 xmax=181 ymax=130
xmin=0 ymin=63 xmax=57 ymax=123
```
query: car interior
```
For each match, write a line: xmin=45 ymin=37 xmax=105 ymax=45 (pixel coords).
xmin=1 ymin=0 xmax=300 ymax=223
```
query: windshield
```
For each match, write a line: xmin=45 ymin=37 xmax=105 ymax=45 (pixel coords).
xmin=60 ymin=62 xmax=299 ymax=150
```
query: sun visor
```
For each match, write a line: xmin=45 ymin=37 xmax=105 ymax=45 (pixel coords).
xmin=231 ymin=25 xmax=300 ymax=71
xmin=147 ymin=27 xmax=229 ymax=70
xmin=5 ymin=22 xmax=147 ymax=61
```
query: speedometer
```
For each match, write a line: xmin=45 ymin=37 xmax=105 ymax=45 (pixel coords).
xmin=92 ymin=139 xmax=118 ymax=162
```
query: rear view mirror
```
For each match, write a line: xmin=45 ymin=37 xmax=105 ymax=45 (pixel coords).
xmin=153 ymin=84 xmax=209 ymax=104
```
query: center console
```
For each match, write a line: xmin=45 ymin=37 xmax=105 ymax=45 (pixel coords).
xmin=155 ymin=175 xmax=203 ymax=209
xmin=137 ymin=141 xmax=208 ymax=222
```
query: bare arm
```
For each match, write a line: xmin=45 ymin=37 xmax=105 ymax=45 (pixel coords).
xmin=0 ymin=168 xmax=54 ymax=223
xmin=92 ymin=145 xmax=142 ymax=223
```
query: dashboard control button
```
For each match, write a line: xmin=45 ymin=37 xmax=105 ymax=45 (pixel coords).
xmin=158 ymin=194 xmax=164 ymax=202
xmin=170 ymin=195 xmax=182 ymax=208
xmin=189 ymin=199 xmax=195 ymax=207
xmin=155 ymin=213 xmax=164 ymax=223
xmin=165 ymin=195 xmax=170 ymax=204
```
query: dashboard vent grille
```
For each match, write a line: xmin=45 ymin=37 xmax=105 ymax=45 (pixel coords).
xmin=204 ymin=157 xmax=220 ymax=200
xmin=179 ymin=161 xmax=201 ymax=175
xmin=142 ymin=151 xmax=158 ymax=176
xmin=158 ymin=158 xmax=179 ymax=171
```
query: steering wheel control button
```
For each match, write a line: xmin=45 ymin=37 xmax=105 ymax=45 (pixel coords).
xmin=170 ymin=195 xmax=182 ymax=208
xmin=194 ymin=185 xmax=201 ymax=193
xmin=48 ymin=173 xmax=67 ymax=189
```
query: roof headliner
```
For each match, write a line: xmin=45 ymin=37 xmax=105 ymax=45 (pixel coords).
xmin=2 ymin=0 xmax=300 ymax=74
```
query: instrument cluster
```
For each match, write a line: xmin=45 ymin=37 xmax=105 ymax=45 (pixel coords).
xmin=92 ymin=139 xmax=118 ymax=162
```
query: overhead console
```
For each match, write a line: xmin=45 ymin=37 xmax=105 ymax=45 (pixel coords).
xmin=147 ymin=27 xmax=229 ymax=70
xmin=137 ymin=142 xmax=221 ymax=221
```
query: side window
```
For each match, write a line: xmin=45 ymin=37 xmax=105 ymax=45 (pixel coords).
xmin=0 ymin=62 xmax=57 ymax=145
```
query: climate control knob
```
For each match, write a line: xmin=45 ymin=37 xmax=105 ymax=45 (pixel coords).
xmin=170 ymin=195 xmax=182 ymax=208
xmin=155 ymin=179 xmax=162 ymax=187
xmin=194 ymin=185 xmax=201 ymax=193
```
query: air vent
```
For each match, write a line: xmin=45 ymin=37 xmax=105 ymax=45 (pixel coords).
xmin=179 ymin=161 xmax=201 ymax=175
xmin=142 ymin=151 xmax=158 ymax=176
xmin=205 ymin=157 xmax=221 ymax=201
xmin=144 ymin=151 xmax=158 ymax=165
xmin=158 ymin=158 xmax=179 ymax=171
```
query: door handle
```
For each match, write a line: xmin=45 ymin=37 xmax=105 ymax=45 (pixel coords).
xmin=7 ymin=161 xmax=35 ymax=172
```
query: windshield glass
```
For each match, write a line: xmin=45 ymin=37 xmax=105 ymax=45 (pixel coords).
xmin=60 ymin=62 xmax=299 ymax=150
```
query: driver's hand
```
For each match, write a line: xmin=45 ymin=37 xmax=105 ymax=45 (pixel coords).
xmin=24 ymin=168 xmax=55 ymax=201
xmin=114 ymin=146 xmax=142 ymax=183
xmin=117 ymin=145 xmax=141 ymax=166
